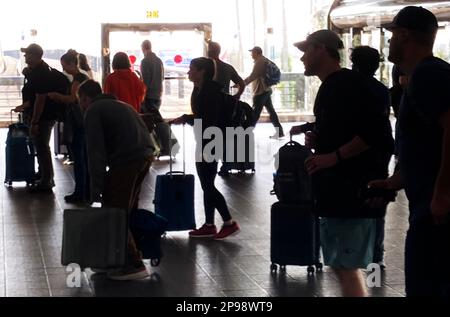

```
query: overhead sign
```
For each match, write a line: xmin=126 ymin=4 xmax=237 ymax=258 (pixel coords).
xmin=146 ymin=10 xmax=160 ymax=19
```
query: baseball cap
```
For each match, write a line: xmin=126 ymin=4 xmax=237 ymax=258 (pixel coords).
xmin=249 ymin=46 xmax=263 ymax=54
xmin=294 ymin=29 xmax=344 ymax=52
xmin=20 ymin=43 xmax=44 ymax=58
xmin=384 ymin=6 xmax=438 ymax=33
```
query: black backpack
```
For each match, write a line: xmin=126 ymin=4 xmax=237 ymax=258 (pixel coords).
xmin=265 ymin=59 xmax=281 ymax=86
xmin=271 ymin=139 xmax=312 ymax=203
xmin=222 ymin=93 xmax=255 ymax=128
xmin=47 ymin=67 xmax=71 ymax=121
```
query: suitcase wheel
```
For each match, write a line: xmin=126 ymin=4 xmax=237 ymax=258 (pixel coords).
xmin=6 ymin=181 xmax=12 ymax=187
xmin=316 ymin=263 xmax=323 ymax=272
xmin=307 ymin=266 xmax=315 ymax=275
xmin=280 ymin=265 xmax=286 ymax=272
xmin=270 ymin=263 xmax=278 ymax=273
xmin=151 ymin=258 xmax=160 ymax=267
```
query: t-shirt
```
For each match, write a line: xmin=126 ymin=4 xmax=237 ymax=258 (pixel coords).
xmin=312 ymin=68 xmax=394 ymax=217
xmin=214 ymin=60 xmax=243 ymax=94
xmin=314 ymin=68 xmax=393 ymax=172
xmin=397 ymin=56 xmax=450 ymax=223
xmin=26 ymin=61 xmax=62 ymax=122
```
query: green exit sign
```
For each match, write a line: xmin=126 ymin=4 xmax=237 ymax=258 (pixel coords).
xmin=146 ymin=10 xmax=160 ymax=19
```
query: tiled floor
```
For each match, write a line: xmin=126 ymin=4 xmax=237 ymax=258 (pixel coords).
xmin=0 ymin=123 xmax=408 ymax=297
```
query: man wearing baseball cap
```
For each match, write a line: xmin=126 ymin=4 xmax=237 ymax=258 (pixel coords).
xmin=291 ymin=29 xmax=394 ymax=297
xmin=21 ymin=43 xmax=59 ymax=193
xmin=244 ymin=46 xmax=284 ymax=139
xmin=369 ymin=6 xmax=450 ymax=297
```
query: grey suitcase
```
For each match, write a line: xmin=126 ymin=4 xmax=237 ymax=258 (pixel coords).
xmin=61 ymin=208 xmax=128 ymax=269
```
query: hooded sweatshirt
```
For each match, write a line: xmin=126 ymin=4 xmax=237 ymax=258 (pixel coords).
xmin=104 ymin=69 xmax=146 ymax=112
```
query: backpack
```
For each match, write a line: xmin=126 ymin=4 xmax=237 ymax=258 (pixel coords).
xmin=271 ymin=140 xmax=312 ymax=203
xmin=222 ymin=93 xmax=255 ymax=128
xmin=48 ymin=67 xmax=71 ymax=121
xmin=265 ymin=59 xmax=281 ymax=86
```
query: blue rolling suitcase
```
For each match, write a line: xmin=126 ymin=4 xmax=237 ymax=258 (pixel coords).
xmin=4 ymin=112 xmax=35 ymax=186
xmin=154 ymin=125 xmax=196 ymax=231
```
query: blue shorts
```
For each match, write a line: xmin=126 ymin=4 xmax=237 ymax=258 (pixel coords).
xmin=320 ymin=217 xmax=376 ymax=269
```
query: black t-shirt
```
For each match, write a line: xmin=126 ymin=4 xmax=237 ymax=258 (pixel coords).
xmin=27 ymin=61 xmax=61 ymax=122
xmin=397 ymin=56 xmax=450 ymax=222
xmin=311 ymin=69 xmax=394 ymax=217
xmin=314 ymin=69 xmax=392 ymax=176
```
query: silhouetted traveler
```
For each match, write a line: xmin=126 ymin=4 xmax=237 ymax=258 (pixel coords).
xmin=140 ymin=40 xmax=164 ymax=112
xmin=171 ymin=57 xmax=240 ymax=240
xmin=48 ymin=49 xmax=89 ymax=203
xmin=369 ymin=6 xmax=450 ymax=297
xmin=207 ymin=41 xmax=245 ymax=98
xmin=245 ymin=46 xmax=284 ymax=139
xmin=78 ymin=53 xmax=94 ymax=79
xmin=350 ymin=45 xmax=392 ymax=269
xmin=290 ymin=30 xmax=393 ymax=297
xmin=78 ymin=80 xmax=156 ymax=280
xmin=22 ymin=43 xmax=58 ymax=193
xmin=104 ymin=52 xmax=146 ymax=113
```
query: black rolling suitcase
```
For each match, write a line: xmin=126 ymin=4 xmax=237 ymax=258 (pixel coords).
xmin=130 ymin=209 xmax=168 ymax=267
xmin=4 ymin=112 xmax=36 ymax=186
xmin=219 ymin=99 xmax=256 ymax=175
xmin=61 ymin=208 xmax=128 ymax=269
xmin=221 ymin=130 xmax=255 ymax=174
xmin=270 ymin=202 xmax=322 ymax=274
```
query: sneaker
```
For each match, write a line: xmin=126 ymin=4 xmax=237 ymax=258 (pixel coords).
xmin=213 ymin=222 xmax=240 ymax=240
xmin=28 ymin=183 xmax=54 ymax=194
xmin=64 ymin=193 xmax=86 ymax=204
xmin=107 ymin=265 xmax=149 ymax=281
xmin=189 ymin=224 xmax=217 ymax=238
xmin=90 ymin=268 xmax=110 ymax=274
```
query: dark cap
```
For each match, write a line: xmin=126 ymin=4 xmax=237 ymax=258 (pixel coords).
xmin=20 ymin=43 xmax=43 ymax=58
xmin=294 ymin=29 xmax=344 ymax=52
xmin=249 ymin=46 xmax=263 ymax=54
xmin=385 ymin=6 xmax=438 ymax=33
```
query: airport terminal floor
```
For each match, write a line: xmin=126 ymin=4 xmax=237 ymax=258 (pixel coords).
xmin=0 ymin=123 xmax=408 ymax=297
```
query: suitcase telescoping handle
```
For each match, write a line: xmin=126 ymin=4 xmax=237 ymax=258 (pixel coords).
xmin=10 ymin=109 xmax=23 ymax=125
xmin=168 ymin=123 xmax=185 ymax=176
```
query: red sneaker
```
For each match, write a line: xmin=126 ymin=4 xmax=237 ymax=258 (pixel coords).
xmin=214 ymin=222 xmax=240 ymax=240
xmin=189 ymin=224 xmax=217 ymax=238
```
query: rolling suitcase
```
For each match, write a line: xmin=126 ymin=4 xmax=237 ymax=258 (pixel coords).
xmin=4 ymin=111 xmax=35 ymax=186
xmin=130 ymin=209 xmax=168 ymax=267
xmin=61 ymin=208 xmax=128 ymax=269
xmin=154 ymin=125 xmax=196 ymax=231
xmin=220 ymin=129 xmax=255 ymax=174
xmin=270 ymin=202 xmax=322 ymax=274
xmin=53 ymin=121 xmax=68 ymax=156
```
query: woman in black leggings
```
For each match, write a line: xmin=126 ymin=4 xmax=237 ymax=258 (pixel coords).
xmin=171 ymin=57 xmax=240 ymax=240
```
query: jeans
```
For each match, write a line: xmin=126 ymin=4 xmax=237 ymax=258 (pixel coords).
xmin=33 ymin=120 xmax=55 ymax=186
xmin=252 ymin=91 xmax=284 ymax=135
xmin=405 ymin=215 xmax=450 ymax=296
xmin=102 ymin=156 xmax=154 ymax=267
xmin=196 ymin=161 xmax=231 ymax=225
xmin=70 ymin=129 xmax=89 ymax=199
